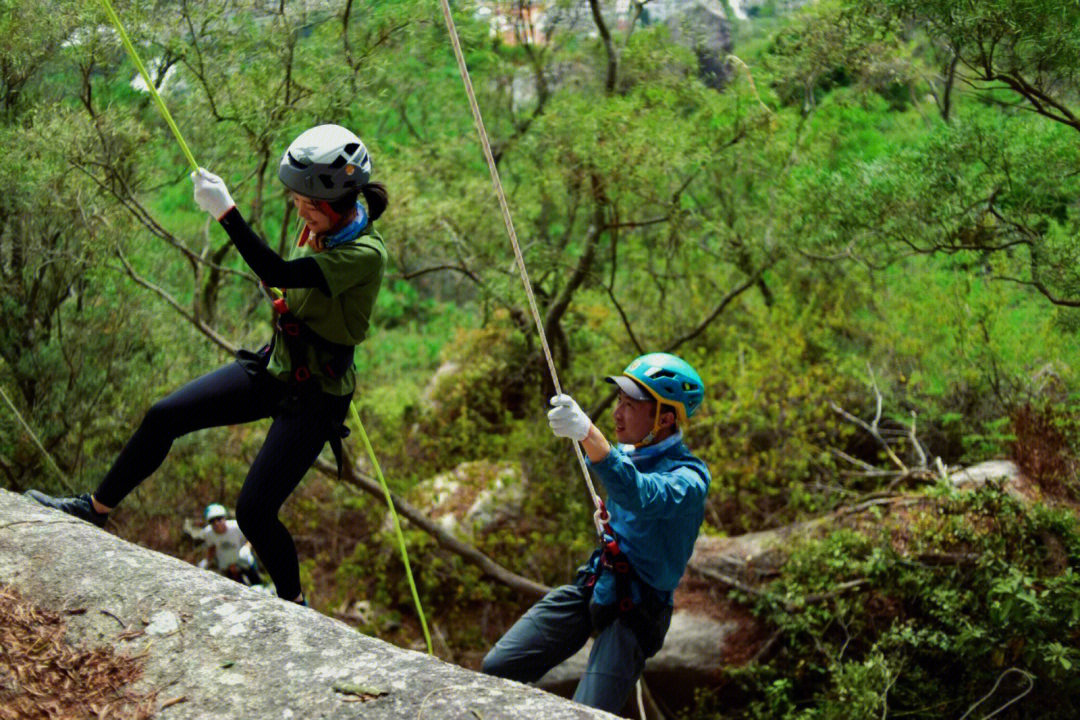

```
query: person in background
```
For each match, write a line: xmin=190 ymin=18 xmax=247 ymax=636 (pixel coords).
xmin=482 ymin=352 xmax=711 ymax=714
xmin=196 ymin=503 xmax=263 ymax=587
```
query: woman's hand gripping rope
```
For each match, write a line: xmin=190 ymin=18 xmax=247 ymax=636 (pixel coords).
xmin=191 ymin=169 xmax=237 ymax=221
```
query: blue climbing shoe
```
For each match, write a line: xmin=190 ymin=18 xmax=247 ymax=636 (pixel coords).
xmin=24 ymin=490 xmax=108 ymax=528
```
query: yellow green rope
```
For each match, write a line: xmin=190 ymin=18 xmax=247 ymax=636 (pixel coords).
xmin=99 ymin=0 xmax=433 ymax=654
xmin=348 ymin=403 xmax=433 ymax=654
xmin=0 ymin=384 xmax=77 ymax=493
xmin=99 ymin=0 xmax=199 ymax=173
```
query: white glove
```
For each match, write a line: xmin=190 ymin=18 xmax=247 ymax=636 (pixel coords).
xmin=548 ymin=394 xmax=591 ymax=442
xmin=191 ymin=168 xmax=236 ymax=220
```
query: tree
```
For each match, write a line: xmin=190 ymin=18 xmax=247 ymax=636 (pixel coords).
xmin=0 ymin=2 xmax=164 ymax=489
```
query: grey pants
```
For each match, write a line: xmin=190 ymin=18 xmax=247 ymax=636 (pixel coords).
xmin=481 ymin=582 xmax=672 ymax=713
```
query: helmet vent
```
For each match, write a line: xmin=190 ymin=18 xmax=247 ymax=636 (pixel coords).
xmin=329 ymin=154 xmax=348 ymax=169
xmin=343 ymin=142 xmax=360 ymax=156
xmin=318 ymin=174 xmax=335 ymax=189
xmin=287 ymin=152 xmax=310 ymax=169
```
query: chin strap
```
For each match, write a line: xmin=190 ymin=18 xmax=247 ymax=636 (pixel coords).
xmin=296 ymin=204 xmax=344 ymax=246
xmin=298 ymin=204 xmax=367 ymax=249
xmin=634 ymin=403 xmax=665 ymax=449
xmin=315 ymin=199 xmax=343 ymax=225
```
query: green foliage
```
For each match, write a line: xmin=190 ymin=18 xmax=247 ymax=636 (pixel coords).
xmin=695 ymin=486 xmax=1080 ymax=719
xmin=688 ymin=289 xmax=860 ymax=532
xmin=4 ymin=2 xmax=1080 ymax=715
xmin=852 ymin=0 xmax=1080 ymax=106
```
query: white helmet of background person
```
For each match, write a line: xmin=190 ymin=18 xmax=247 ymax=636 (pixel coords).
xmin=277 ymin=124 xmax=371 ymax=201
xmin=204 ymin=503 xmax=227 ymax=522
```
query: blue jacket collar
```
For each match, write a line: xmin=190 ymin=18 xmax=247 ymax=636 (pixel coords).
xmin=619 ymin=430 xmax=683 ymax=460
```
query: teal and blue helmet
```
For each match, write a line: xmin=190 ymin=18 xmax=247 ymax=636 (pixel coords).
xmin=606 ymin=352 xmax=705 ymax=426
xmin=204 ymin=503 xmax=227 ymax=522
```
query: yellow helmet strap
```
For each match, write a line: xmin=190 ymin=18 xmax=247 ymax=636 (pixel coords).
xmin=634 ymin=402 xmax=674 ymax=449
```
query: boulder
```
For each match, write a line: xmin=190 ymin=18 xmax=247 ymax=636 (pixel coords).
xmin=0 ymin=489 xmax=616 ymax=720
xmin=948 ymin=459 xmax=1021 ymax=488
xmin=396 ymin=460 xmax=526 ymax=540
xmin=419 ymin=361 xmax=461 ymax=413
xmin=665 ymin=0 xmax=734 ymax=89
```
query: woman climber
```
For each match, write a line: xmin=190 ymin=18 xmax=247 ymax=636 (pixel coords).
xmin=25 ymin=124 xmax=387 ymax=606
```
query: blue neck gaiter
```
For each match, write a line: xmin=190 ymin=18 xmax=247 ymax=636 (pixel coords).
xmin=322 ymin=203 xmax=369 ymax=249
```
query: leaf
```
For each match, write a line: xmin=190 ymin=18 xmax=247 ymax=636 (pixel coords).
xmin=332 ymin=680 xmax=387 ymax=701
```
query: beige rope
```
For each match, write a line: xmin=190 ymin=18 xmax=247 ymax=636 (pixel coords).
xmin=436 ymin=9 xmax=649 ymax=713
xmin=435 ymin=0 xmax=607 ymax=534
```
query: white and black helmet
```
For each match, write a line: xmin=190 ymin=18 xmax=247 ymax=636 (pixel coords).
xmin=278 ymin=124 xmax=371 ymax=201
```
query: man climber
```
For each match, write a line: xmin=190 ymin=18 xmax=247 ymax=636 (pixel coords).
xmin=482 ymin=352 xmax=711 ymax=714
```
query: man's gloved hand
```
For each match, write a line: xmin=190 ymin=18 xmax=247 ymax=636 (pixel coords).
xmin=548 ymin=394 xmax=591 ymax=442
xmin=191 ymin=168 xmax=236 ymax=220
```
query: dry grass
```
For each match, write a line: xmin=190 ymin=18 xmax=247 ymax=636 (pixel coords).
xmin=0 ymin=585 xmax=157 ymax=720
xmin=1011 ymin=402 xmax=1080 ymax=502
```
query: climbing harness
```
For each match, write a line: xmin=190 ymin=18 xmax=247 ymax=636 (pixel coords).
xmin=267 ymin=292 xmax=355 ymax=384
xmin=584 ymin=535 xmax=641 ymax=615
xmin=256 ymin=286 xmax=354 ymax=477
xmin=97 ymin=0 xmax=432 ymax=656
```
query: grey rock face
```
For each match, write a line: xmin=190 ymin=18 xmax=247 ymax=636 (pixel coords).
xmin=399 ymin=460 xmax=526 ymax=540
xmin=0 ymin=490 xmax=615 ymax=720
xmin=665 ymin=0 xmax=734 ymax=89
xmin=948 ymin=460 xmax=1021 ymax=488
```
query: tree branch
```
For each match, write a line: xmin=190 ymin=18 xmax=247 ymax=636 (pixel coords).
xmin=114 ymin=247 xmax=236 ymax=354
xmin=395 ymin=264 xmax=484 ymax=285
xmin=993 ymin=275 xmax=1080 ymax=307
xmin=313 ymin=456 xmax=550 ymax=599
xmin=543 ymin=199 xmax=605 ymax=344
xmin=587 ymin=0 xmax=617 ymax=93
xmin=662 ymin=270 xmax=763 ymax=353
xmin=71 ymin=162 xmax=253 ymax=284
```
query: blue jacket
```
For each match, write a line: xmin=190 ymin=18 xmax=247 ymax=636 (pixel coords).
xmin=585 ymin=431 xmax=711 ymax=606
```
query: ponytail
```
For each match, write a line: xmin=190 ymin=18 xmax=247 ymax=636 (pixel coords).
xmin=360 ymin=182 xmax=388 ymax=221
xmin=322 ymin=182 xmax=388 ymax=223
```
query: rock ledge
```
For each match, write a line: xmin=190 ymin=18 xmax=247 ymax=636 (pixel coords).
xmin=0 ymin=489 xmax=612 ymax=720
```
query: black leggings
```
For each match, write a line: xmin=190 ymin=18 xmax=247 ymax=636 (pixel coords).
xmin=95 ymin=362 xmax=351 ymax=600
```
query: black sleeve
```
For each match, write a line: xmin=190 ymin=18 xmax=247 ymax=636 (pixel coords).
xmin=219 ymin=208 xmax=330 ymax=295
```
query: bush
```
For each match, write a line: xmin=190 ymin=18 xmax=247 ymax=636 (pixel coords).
xmin=693 ymin=485 xmax=1080 ymax=719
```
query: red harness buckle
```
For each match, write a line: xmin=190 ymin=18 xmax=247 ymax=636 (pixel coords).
xmin=294 ymin=366 xmax=311 ymax=382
